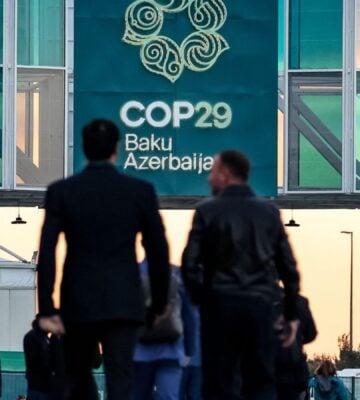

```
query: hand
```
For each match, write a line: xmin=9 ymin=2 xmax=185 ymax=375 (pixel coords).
xmin=145 ymin=304 xmax=170 ymax=329
xmin=183 ymin=356 xmax=191 ymax=367
xmin=38 ymin=315 xmax=65 ymax=336
xmin=153 ymin=305 xmax=171 ymax=327
xmin=280 ymin=319 xmax=300 ymax=348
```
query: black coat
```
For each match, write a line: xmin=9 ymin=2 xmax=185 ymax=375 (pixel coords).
xmin=23 ymin=327 xmax=52 ymax=393
xmin=24 ymin=327 xmax=66 ymax=398
xmin=38 ymin=163 xmax=169 ymax=324
xmin=182 ymin=184 xmax=300 ymax=320
xmin=276 ymin=295 xmax=317 ymax=390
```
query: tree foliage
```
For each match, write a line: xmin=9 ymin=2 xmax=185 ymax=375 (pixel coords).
xmin=307 ymin=333 xmax=360 ymax=375
xmin=336 ymin=333 xmax=360 ymax=370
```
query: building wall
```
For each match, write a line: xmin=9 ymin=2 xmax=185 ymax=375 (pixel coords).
xmin=1 ymin=1 xmax=360 ymax=194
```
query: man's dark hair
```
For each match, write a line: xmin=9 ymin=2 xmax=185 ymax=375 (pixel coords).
xmin=219 ymin=150 xmax=250 ymax=182
xmin=82 ymin=119 xmax=120 ymax=161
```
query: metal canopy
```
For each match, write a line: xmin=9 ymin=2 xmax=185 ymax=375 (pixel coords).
xmin=1 ymin=190 xmax=360 ymax=210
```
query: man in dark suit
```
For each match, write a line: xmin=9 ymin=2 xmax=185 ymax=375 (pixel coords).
xmin=182 ymin=150 xmax=300 ymax=400
xmin=37 ymin=119 xmax=170 ymax=400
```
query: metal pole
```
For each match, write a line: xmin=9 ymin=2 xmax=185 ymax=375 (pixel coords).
xmin=350 ymin=232 xmax=353 ymax=350
xmin=341 ymin=230 xmax=354 ymax=350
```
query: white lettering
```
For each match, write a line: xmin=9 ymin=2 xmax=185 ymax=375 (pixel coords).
xmin=148 ymin=157 xmax=161 ymax=170
xmin=125 ymin=134 xmax=172 ymax=152
xmin=124 ymin=152 xmax=138 ymax=169
xmin=203 ymin=156 xmax=214 ymax=171
xmin=120 ymin=101 xmax=145 ymax=128
xmin=125 ymin=134 xmax=139 ymax=151
xmin=123 ymin=152 xmax=214 ymax=173
xmin=173 ymin=101 xmax=195 ymax=128
xmin=146 ymin=101 xmax=172 ymax=128
xmin=138 ymin=156 xmax=148 ymax=170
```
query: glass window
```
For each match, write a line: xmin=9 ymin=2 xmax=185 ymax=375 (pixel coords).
xmin=289 ymin=0 xmax=343 ymax=70
xmin=0 ymin=1 xmax=3 ymax=65
xmin=278 ymin=109 xmax=284 ymax=188
xmin=288 ymin=73 xmax=342 ymax=190
xmin=356 ymin=74 xmax=360 ymax=189
xmin=17 ymin=0 xmax=65 ymax=66
xmin=16 ymin=69 xmax=64 ymax=187
xmin=0 ymin=68 xmax=2 ymax=186
xmin=278 ymin=0 xmax=284 ymax=72
xmin=357 ymin=1 xmax=360 ymax=68
xmin=356 ymin=3 xmax=360 ymax=190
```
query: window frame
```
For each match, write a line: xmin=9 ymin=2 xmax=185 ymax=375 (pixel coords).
xmin=282 ymin=0 xmax=357 ymax=194
xmin=2 ymin=0 xmax=71 ymax=191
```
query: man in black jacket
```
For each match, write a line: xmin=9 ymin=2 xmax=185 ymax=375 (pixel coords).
xmin=24 ymin=318 xmax=52 ymax=400
xmin=182 ymin=150 xmax=300 ymax=400
xmin=37 ymin=119 xmax=170 ymax=400
xmin=276 ymin=295 xmax=317 ymax=400
xmin=24 ymin=317 xmax=65 ymax=400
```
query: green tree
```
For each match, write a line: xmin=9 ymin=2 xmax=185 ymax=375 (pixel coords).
xmin=336 ymin=333 xmax=360 ymax=370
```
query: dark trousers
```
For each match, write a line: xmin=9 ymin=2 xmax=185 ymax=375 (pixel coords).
xmin=277 ymin=385 xmax=306 ymax=400
xmin=63 ymin=320 xmax=138 ymax=400
xmin=201 ymin=292 xmax=277 ymax=400
xmin=179 ymin=366 xmax=202 ymax=400
xmin=27 ymin=389 xmax=49 ymax=400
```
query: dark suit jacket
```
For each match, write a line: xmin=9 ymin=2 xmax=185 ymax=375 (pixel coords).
xmin=37 ymin=163 xmax=169 ymax=324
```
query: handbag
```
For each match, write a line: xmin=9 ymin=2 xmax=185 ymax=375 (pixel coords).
xmin=138 ymin=269 xmax=183 ymax=343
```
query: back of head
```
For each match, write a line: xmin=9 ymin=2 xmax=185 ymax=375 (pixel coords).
xmin=219 ymin=150 xmax=250 ymax=182
xmin=315 ymin=359 xmax=337 ymax=377
xmin=82 ymin=119 xmax=120 ymax=161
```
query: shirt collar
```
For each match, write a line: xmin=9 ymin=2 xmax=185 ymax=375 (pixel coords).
xmin=219 ymin=184 xmax=255 ymax=198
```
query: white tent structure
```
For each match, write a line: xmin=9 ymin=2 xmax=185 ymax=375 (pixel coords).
xmin=0 ymin=245 xmax=36 ymax=351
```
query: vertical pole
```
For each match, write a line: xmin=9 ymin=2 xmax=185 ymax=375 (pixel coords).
xmin=3 ymin=0 xmax=17 ymax=189
xmin=350 ymin=232 xmax=353 ymax=350
xmin=343 ymin=0 xmax=356 ymax=193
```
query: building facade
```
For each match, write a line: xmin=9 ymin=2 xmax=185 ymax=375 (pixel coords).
xmin=0 ymin=0 xmax=359 ymax=199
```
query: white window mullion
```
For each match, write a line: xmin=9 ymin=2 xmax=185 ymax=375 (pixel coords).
xmin=343 ymin=0 xmax=356 ymax=193
xmin=3 ymin=0 xmax=17 ymax=189
xmin=283 ymin=0 xmax=289 ymax=193
xmin=66 ymin=0 xmax=74 ymax=178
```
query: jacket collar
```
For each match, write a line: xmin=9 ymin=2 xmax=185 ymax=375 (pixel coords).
xmin=85 ymin=161 xmax=115 ymax=169
xmin=219 ymin=184 xmax=255 ymax=198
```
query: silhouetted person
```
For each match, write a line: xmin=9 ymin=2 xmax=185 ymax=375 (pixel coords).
xmin=23 ymin=317 xmax=64 ymax=400
xmin=37 ymin=119 xmax=170 ymax=400
xmin=182 ymin=150 xmax=300 ymax=400
xmin=179 ymin=300 xmax=202 ymax=400
xmin=23 ymin=318 xmax=52 ymax=400
xmin=276 ymin=295 xmax=317 ymax=400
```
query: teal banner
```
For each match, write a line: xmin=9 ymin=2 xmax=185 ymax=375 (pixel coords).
xmin=74 ymin=0 xmax=278 ymax=197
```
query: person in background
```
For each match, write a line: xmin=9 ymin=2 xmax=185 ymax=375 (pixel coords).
xmin=276 ymin=294 xmax=317 ymax=400
xmin=24 ymin=317 xmax=52 ymax=400
xmin=179 ymin=300 xmax=201 ymax=400
xmin=37 ymin=119 xmax=170 ymax=400
xmin=182 ymin=150 xmax=300 ymax=399
xmin=16 ymin=396 xmax=27 ymax=400
xmin=133 ymin=260 xmax=196 ymax=400
xmin=23 ymin=316 xmax=65 ymax=400
xmin=308 ymin=360 xmax=349 ymax=400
